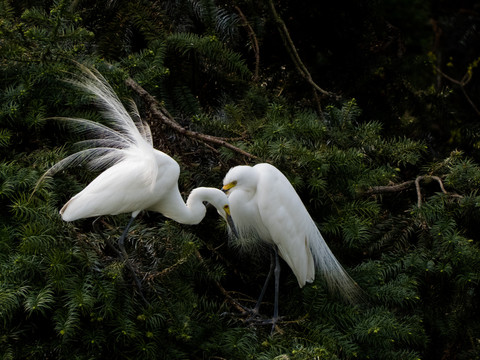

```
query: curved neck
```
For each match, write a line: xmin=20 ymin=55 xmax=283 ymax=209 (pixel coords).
xmin=158 ymin=187 xmax=227 ymax=225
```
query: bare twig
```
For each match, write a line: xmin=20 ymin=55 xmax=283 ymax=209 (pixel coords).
xmin=364 ymin=180 xmax=415 ymax=195
xmin=415 ymin=175 xmax=448 ymax=207
xmin=414 ymin=176 xmax=423 ymax=208
xmin=365 ymin=175 xmax=461 ymax=208
xmin=125 ymin=78 xmax=258 ymax=160
xmin=434 ymin=64 xmax=480 ymax=116
xmin=194 ymin=250 xmax=246 ymax=313
xmin=267 ymin=0 xmax=335 ymax=101
xmin=235 ymin=5 xmax=260 ymax=82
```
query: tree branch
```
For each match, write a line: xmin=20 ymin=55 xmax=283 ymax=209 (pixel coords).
xmin=364 ymin=175 xmax=461 ymax=208
xmin=434 ymin=64 xmax=480 ymax=116
xmin=364 ymin=180 xmax=415 ymax=195
xmin=267 ymin=0 xmax=335 ymax=101
xmin=125 ymin=78 xmax=257 ymax=160
xmin=415 ymin=175 xmax=448 ymax=207
xmin=194 ymin=250 xmax=246 ymax=313
xmin=235 ymin=6 xmax=260 ymax=82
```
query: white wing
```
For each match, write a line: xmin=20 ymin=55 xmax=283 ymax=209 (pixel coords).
xmin=253 ymin=163 xmax=315 ymax=287
xmin=37 ymin=64 xmax=158 ymax=190
xmin=61 ymin=158 xmax=156 ymax=220
xmin=254 ymin=164 xmax=360 ymax=302
xmin=61 ymin=148 xmax=180 ymax=221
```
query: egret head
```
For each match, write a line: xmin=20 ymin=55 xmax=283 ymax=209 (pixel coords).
xmin=188 ymin=187 xmax=238 ymax=237
xmin=222 ymin=165 xmax=257 ymax=194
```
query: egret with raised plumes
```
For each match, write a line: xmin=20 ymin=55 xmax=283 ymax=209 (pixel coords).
xmin=43 ymin=65 xmax=235 ymax=252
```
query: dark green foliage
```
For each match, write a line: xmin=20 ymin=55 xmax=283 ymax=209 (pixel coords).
xmin=1 ymin=0 xmax=480 ymax=359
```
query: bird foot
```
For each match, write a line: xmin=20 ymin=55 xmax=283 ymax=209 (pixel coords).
xmin=221 ymin=305 xmax=261 ymax=320
xmin=221 ymin=307 xmax=283 ymax=334
xmin=245 ymin=315 xmax=284 ymax=334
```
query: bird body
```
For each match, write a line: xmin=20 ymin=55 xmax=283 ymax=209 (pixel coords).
xmin=61 ymin=149 xmax=179 ymax=220
xmin=223 ymin=163 xmax=359 ymax=301
xmin=47 ymin=65 xmax=233 ymax=234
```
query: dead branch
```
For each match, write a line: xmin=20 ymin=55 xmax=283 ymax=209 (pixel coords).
xmin=434 ymin=64 xmax=480 ymax=116
xmin=415 ymin=175 xmax=447 ymax=208
xmin=235 ymin=5 xmax=260 ymax=82
xmin=365 ymin=180 xmax=415 ymax=195
xmin=194 ymin=250 xmax=246 ymax=313
xmin=267 ymin=0 xmax=335 ymax=101
xmin=125 ymin=77 xmax=258 ymax=160
xmin=365 ymin=175 xmax=461 ymax=208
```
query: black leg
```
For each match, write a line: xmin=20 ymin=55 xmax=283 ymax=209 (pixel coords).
xmin=271 ymin=246 xmax=281 ymax=334
xmin=117 ymin=216 xmax=149 ymax=305
xmin=118 ymin=215 xmax=136 ymax=257
xmin=225 ymin=246 xmax=282 ymax=333
xmin=251 ymin=250 xmax=275 ymax=316
xmin=93 ymin=215 xmax=148 ymax=305
xmin=93 ymin=216 xmax=121 ymax=256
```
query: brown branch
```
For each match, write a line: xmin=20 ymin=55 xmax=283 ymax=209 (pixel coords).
xmin=235 ymin=5 xmax=260 ymax=82
xmin=434 ymin=65 xmax=465 ymax=86
xmin=194 ymin=250 xmax=246 ymax=313
xmin=364 ymin=180 xmax=415 ymax=195
xmin=434 ymin=65 xmax=480 ymax=116
xmin=125 ymin=78 xmax=257 ymax=160
xmin=267 ymin=0 xmax=335 ymax=100
xmin=365 ymin=175 xmax=461 ymax=208
xmin=415 ymin=175 xmax=448 ymax=207
xmin=414 ymin=176 xmax=423 ymax=208
xmin=430 ymin=175 xmax=447 ymax=194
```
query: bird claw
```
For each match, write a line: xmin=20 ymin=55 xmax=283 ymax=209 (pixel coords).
xmin=221 ymin=307 xmax=283 ymax=334
xmin=245 ymin=314 xmax=284 ymax=335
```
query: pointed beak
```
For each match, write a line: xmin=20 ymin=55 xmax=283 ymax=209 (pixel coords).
xmin=223 ymin=206 xmax=239 ymax=238
xmin=226 ymin=214 xmax=239 ymax=238
xmin=222 ymin=182 xmax=236 ymax=194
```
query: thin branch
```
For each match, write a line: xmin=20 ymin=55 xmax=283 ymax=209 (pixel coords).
xmin=267 ymin=0 xmax=335 ymax=99
xmin=364 ymin=175 xmax=461 ymax=208
xmin=125 ymin=78 xmax=257 ymax=160
xmin=194 ymin=250 xmax=246 ymax=313
xmin=416 ymin=175 xmax=448 ymax=208
xmin=430 ymin=175 xmax=447 ymax=194
xmin=364 ymin=180 xmax=415 ymax=195
xmin=434 ymin=65 xmax=480 ymax=116
xmin=434 ymin=65 xmax=465 ymax=86
xmin=414 ymin=176 xmax=423 ymax=208
xmin=235 ymin=5 xmax=260 ymax=82
xmin=460 ymin=86 xmax=480 ymax=116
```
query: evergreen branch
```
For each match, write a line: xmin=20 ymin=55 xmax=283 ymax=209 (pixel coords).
xmin=125 ymin=77 xmax=257 ymax=160
xmin=235 ymin=5 xmax=260 ymax=82
xmin=91 ymin=218 xmax=149 ymax=306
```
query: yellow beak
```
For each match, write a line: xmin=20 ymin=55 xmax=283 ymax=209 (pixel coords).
xmin=222 ymin=181 xmax=236 ymax=193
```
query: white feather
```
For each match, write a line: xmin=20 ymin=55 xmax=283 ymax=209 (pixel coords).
xmin=36 ymin=64 xmax=232 ymax=229
xmin=223 ymin=163 xmax=361 ymax=303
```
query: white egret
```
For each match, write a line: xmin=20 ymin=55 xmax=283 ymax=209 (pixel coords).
xmin=43 ymin=65 xmax=236 ymax=253
xmin=222 ymin=163 xmax=361 ymax=332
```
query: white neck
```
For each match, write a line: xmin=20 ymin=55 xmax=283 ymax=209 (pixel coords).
xmin=159 ymin=187 xmax=227 ymax=225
